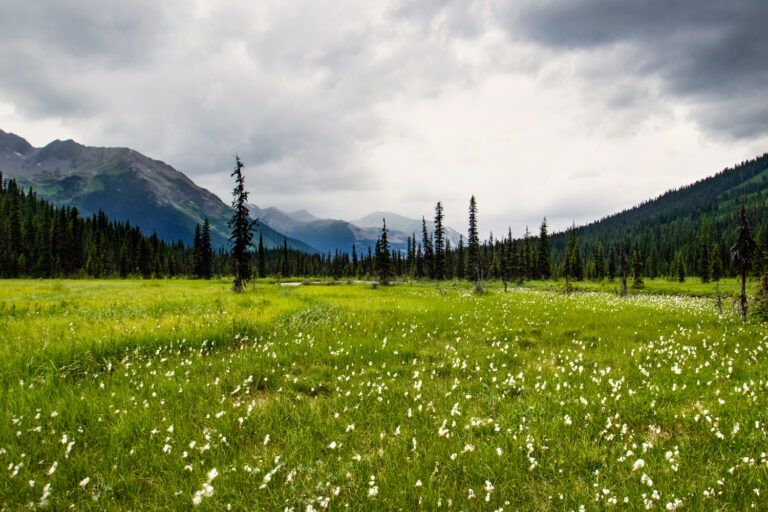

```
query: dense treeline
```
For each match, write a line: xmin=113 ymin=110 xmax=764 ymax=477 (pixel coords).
xmin=3 ymin=150 xmax=768 ymax=284
xmin=0 ymin=173 xmax=209 ymax=278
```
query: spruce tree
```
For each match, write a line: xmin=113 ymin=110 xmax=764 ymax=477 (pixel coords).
xmin=377 ymin=219 xmax=394 ymax=284
xmin=193 ymin=224 xmax=202 ymax=277
xmin=674 ymin=252 xmax=686 ymax=283
xmin=433 ymin=202 xmax=445 ymax=280
xmin=421 ymin=217 xmax=433 ymax=279
xmin=456 ymin=235 xmax=465 ymax=280
xmin=563 ymin=224 xmax=583 ymax=281
xmin=228 ymin=155 xmax=257 ymax=292
xmin=352 ymin=243 xmax=358 ymax=277
xmin=595 ymin=243 xmax=605 ymax=280
xmin=257 ymin=232 xmax=266 ymax=278
xmin=201 ymin=218 xmax=213 ymax=279
xmin=536 ymin=218 xmax=551 ymax=279
xmin=730 ymin=201 xmax=756 ymax=321
xmin=467 ymin=195 xmax=481 ymax=291
xmin=281 ymin=237 xmax=290 ymax=277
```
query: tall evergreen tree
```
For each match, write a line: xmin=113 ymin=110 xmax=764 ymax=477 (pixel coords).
xmin=467 ymin=195 xmax=481 ymax=290
xmin=200 ymin=218 xmax=213 ymax=279
xmin=281 ymin=237 xmax=290 ymax=276
xmin=563 ymin=224 xmax=583 ymax=281
xmin=674 ymin=252 xmax=686 ymax=282
xmin=595 ymin=242 xmax=605 ymax=279
xmin=352 ymin=243 xmax=358 ymax=276
xmin=730 ymin=201 xmax=756 ymax=321
xmin=257 ymin=232 xmax=266 ymax=278
xmin=377 ymin=218 xmax=394 ymax=284
xmin=433 ymin=202 xmax=446 ymax=280
xmin=228 ymin=155 xmax=257 ymax=292
xmin=536 ymin=218 xmax=551 ymax=279
xmin=421 ymin=217 xmax=433 ymax=279
xmin=456 ymin=235 xmax=465 ymax=280
xmin=192 ymin=223 xmax=202 ymax=277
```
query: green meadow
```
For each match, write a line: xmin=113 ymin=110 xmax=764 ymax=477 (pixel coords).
xmin=1 ymin=278 xmax=767 ymax=510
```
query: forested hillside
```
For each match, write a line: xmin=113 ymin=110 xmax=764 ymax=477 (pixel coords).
xmin=548 ymin=154 xmax=768 ymax=278
xmin=0 ymin=174 xmax=384 ymax=279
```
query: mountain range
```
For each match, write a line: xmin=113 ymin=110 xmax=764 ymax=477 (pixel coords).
xmin=0 ymin=129 xmax=460 ymax=254
xmin=249 ymin=205 xmax=462 ymax=254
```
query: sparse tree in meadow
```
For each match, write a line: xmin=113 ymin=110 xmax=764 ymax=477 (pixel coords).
xmin=730 ymin=201 xmax=756 ymax=321
xmin=536 ymin=218 xmax=550 ymax=279
xmin=434 ymin=202 xmax=446 ymax=280
xmin=377 ymin=218 xmax=394 ymax=284
xmin=229 ymin=155 xmax=257 ymax=292
xmin=467 ymin=195 xmax=482 ymax=291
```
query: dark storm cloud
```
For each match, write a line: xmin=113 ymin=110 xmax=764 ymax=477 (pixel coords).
xmin=501 ymin=0 xmax=768 ymax=139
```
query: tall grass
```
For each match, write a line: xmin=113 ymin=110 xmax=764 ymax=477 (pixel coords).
xmin=1 ymin=279 xmax=766 ymax=510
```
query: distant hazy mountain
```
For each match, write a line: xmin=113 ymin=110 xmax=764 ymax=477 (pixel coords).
xmin=351 ymin=210 xmax=462 ymax=245
xmin=0 ymin=129 xmax=314 ymax=251
xmin=246 ymin=204 xmax=462 ymax=254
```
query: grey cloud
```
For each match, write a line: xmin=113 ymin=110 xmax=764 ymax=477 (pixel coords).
xmin=0 ymin=1 xmax=165 ymax=66
xmin=390 ymin=0 xmax=490 ymax=39
xmin=499 ymin=0 xmax=768 ymax=139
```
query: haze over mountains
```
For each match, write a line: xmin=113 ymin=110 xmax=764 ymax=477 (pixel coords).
xmin=0 ymin=129 xmax=460 ymax=254
xmin=250 ymin=205 xmax=462 ymax=254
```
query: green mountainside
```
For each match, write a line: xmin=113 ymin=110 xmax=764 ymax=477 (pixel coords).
xmin=0 ymin=129 xmax=313 ymax=251
xmin=549 ymin=153 xmax=768 ymax=275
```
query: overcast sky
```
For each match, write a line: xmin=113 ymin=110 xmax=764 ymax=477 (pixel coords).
xmin=1 ymin=0 xmax=767 ymax=236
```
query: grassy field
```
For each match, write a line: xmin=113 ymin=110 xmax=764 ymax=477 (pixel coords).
xmin=1 ymin=278 xmax=767 ymax=510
